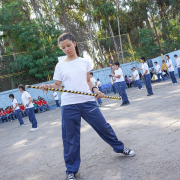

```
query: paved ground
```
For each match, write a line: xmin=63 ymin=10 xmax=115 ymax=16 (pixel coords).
xmin=1 ymin=78 xmax=180 ymax=180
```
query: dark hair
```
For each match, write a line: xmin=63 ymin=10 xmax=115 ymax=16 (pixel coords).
xmin=162 ymin=60 xmax=165 ymax=62
xmin=174 ymin=54 xmax=178 ymax=57
xmin=132 ymin=67 xmax=135 ymax=70
xmin=154 ymin=62 xmax=157 ymax=64
xmin=9 ymin=94 xmax=14 ymax=98
xmin=140 ymin=57 xmax=145 ymax=61
xmin=18 ymin=84 xmax=26 ymax=91
xmin=58 ymin=33 xmax=80 ymax=57
xmin=109 ymin=75 xmax=112 ymax=77
xmin=114 ymin=62 xmax=120 ymax=67
xmin=90 ymin=72 xmax=93 ymax=76
xmin=125 ymin=75 xmax=127 ymax=78
xmin=97 ymin=78 xmax=99 ymax=80
xmin=165 ymin=55 xmax=170 ymax=59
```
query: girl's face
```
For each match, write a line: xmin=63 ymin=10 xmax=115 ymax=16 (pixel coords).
xmin=59 ymin=39 xmax=76 ymax=57
xmin=165 ymin=56 xmax=169 ymax=60
xmin=114 ymin=65 xmax=119 ymax=70
xmin=140 ymin=59 xmax=144 ymax=63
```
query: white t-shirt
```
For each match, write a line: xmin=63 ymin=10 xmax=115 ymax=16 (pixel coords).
xmin=133 ymin=70 xmax=139 ymax=80
xmin=176 ymin=57 xmax=180 ymax=68
xmin=166 ymin=59 xmax=174 ymax=72
xmin=53 ymin=57 xmax=95 ymax=106
xmin=142 ymin=63 xmax=150 ymax=74
xmin=21 ymin=91 xmax=34 ymax=109
xmin=115 ymin=68 xmax=124 ymax=82
xmin=12 ymin=98 xmax=20 ymax=110
xmin=90 ymin=77 xmax=96 ymax=86
xmin=53 ymin=92 xmax=59 ymax=100
xmin=155 ymin=64 xmax=161 ymax=74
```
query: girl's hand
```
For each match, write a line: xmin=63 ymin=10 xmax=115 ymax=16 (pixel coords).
xmin=39 ymin=84 xmax=49 ymax=93
xmin=94 ymin=89 xmax=105 ymax=98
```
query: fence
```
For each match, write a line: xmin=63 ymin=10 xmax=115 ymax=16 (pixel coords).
xmin=0 ymin=49 xmax=180 ymax=110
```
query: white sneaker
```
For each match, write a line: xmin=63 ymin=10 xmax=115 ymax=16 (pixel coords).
xmin=123 ymin=148 xmax=135 ymax=157
xmin=141 ymin=88 xmax=143 ymax=90
xmin=21 ymin=124 xmax=24 ymax=127
xmin=66 ymin=173 xmax=76 ymax=180
xmin=175 ymin=83 xmax=177 ymax=84
xmin=30 ymin=127 xmax=39 ymax=132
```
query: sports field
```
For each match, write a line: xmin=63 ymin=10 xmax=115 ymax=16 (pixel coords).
xmin=1 ymin=79 xmax=180 ymax=180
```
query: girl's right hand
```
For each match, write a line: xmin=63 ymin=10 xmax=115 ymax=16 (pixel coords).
xmin=39 ymin=84 xmax=49 ymax=93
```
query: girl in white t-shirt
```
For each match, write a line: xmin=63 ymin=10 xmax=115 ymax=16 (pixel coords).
xmin=165 ymin=55 xmax=177 ymax=84
xmin=137 ymin=57 xmax=153 ymax=96
xmin=9 ymin=94 xmax=24 ymax=126
xmin=39 ymin=33 xmax=134 ymax=180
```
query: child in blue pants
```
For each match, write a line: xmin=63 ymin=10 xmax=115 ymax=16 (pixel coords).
xmin=132 ymin=67 xmax=143 ymax=90
xmin=19 ymin=85 xmax=38 ymax=132
xmin=39 ymin=33 xmax=135 ymax=180
xmin=137 ymin=57 xmax=153 ymax=96
xmin=9 ymin=94 xmax=24 ymax=126
xmin=111 ymin=62 xmax=130 ymax=106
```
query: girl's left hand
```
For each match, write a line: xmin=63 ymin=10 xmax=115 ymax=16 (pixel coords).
xmin=94 ymin=90 xmax=105 ymax=98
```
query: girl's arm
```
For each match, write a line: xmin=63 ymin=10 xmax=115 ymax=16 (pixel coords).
xmin=112 ymin=74 xmax=121 ymax=78
xmin=110 ymin=64 xmax=115 ymax=74
xmin=142 ymin=70 xmax=148 ymax=76
xmin=137 ymin=67 xmax=143 ymax=70
xmin=39 ymin=80 xmax=62 ymax=93
xmin=87 ymin=72 xmax=105 ymax=98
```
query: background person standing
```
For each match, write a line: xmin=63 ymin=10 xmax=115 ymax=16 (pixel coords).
xmin=111 ymin=62 xmax=130 ymax=106
xmin=9 ymin=94 xmax=24 ymax=126
xmin=137 ymin=57 xmax=153 ymax=96
xmin=174 ymin=54 xmax=180 ymax=78
xmin=90 ymin=72 xmax=102 ymax=107
xmin=53 ymin=90 xmax=60 ymax=108
xmin=18 ymin=85 xmax=38 ymax=132
xmin=165 ymin=55 xmax=177 ymax=85
xmin=109 ymin=75 xmax=117 ymax=94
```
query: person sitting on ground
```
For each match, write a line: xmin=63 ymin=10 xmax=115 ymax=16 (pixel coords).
xmin=125 ymin=75 xmax=131 ymax=88
xmin=42 ymin=98 xmax=50 ymax=110
xmin=154 ymin=62 xmax=165 ymax=82
xmin=161 ymin=60 xmax=169 ymax=77
xmin=0 ymin=109 xmax=8 ymax=123
xmin=36 ymin=99 xmax=45 ymax=112
xmin=38 ymin=96 xmax=42 ymax=101
xmin=19 ymin=103 xmax=26 ymax=117
xmin=138 ymin=71 xmax=143 ymax=82
xmin=10 ymin=105 xmax=16 ymax=119
xmin=128 ymin=75 xmax=136 ymax=87
xmin=6 ymin=106 xmax=14 ymax=121
xmin=33 ymin=100 xmax=39 ymax=113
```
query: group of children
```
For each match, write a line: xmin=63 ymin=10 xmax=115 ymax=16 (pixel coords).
xmin=108 ymin=54 xmax=180 ymax=107
xmin=0 ymin=95 xmax=50 ymax=124
xmin=33 ymin=97 xmax=51 ymax=113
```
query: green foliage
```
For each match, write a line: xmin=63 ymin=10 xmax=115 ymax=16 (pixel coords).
xmin=135 ymin=28 xmax=159 ymax=60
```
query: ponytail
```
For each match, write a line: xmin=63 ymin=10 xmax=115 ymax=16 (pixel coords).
xmin=75 ymin=44 xmax=80 ymax=57
xmin=58 ymin=33 xmax=80 ymax=57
